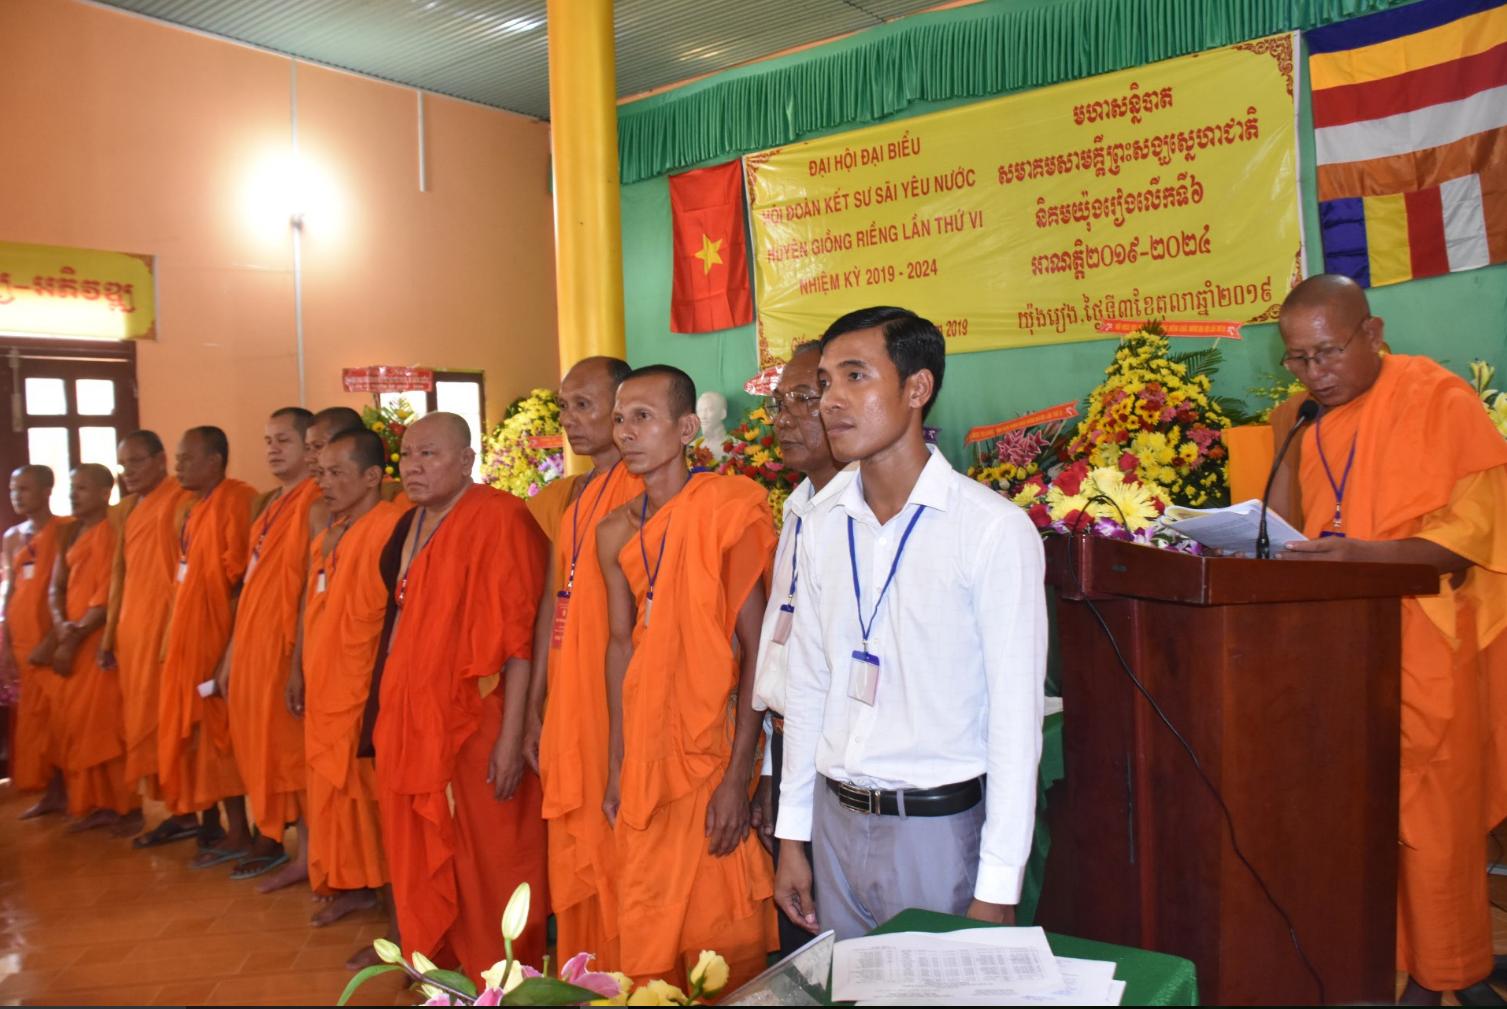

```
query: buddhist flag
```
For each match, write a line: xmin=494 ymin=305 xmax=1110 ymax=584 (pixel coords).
xmin=669 ymin=160 xmax=753 ymax=333
xmin=1309 ymin=0 xmax=1507 ymax=288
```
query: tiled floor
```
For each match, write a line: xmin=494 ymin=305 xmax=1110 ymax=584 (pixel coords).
xmin=0 ymin=787 xmax=410 ymax=1006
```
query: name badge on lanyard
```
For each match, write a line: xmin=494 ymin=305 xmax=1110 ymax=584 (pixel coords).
xmin=771 ymin=516 xmax=802 ymax=646
xmin=315 ymin=569 xmax=327 ymax=594
xmin=550 ymin=590 xmax=571 ymax=649
xmin=845 ymin=506 xmax=926 ymax=707
xmin=19 ymin=562 xmax=35 ymax=582
xmin=177 ymin=560 xmax=189 ymax=583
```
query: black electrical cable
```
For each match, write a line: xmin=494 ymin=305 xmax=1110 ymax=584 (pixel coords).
xmin=1066 ymin=497 xmax=1327 ymax=1004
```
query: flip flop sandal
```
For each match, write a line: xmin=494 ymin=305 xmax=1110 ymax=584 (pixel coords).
xmin=131 ymin=820 xmax=201 ymax=849
xmin=229 ymin=852 xmax=290 ymax=881
xmin=190 ymin=846 xmax=250 ymax=870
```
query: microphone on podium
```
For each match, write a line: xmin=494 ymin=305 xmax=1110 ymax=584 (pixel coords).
xmin=1255 ymin=398 xmax=1320 ymax=560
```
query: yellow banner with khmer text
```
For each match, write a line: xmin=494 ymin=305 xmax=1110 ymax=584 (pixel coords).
xmin=746 ymin=34 xmax=1300 ymax=364
xmin=0 ymin=241 xmax=156 ymax=341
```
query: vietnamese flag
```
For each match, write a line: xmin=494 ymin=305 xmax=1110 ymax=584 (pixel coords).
xmin=669 ymin=160 xmax=753 ymax=334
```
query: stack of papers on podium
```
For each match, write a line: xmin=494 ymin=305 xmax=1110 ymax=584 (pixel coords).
xmin=1160 ymin=498 xmax=1307 ymax=556
xmin=831 ymin=927 xmax=1125 ymax=1005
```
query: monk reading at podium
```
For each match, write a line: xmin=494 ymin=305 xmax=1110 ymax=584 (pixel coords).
xmin=597 ymin=365 xmax=778 ymax=988
xmin=524 ymin=356 xmax=639 ymax=968
xmin=373 ymin=412 xmax=549 ymax=979
xmin=1277 ymin=275 xmax=1507 ymax=1006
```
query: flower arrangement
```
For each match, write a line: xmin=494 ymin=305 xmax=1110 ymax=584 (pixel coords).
xmin=1008 ymin=460 xmax=1199 ymax=553
xmin=1247 ymin=374 xmax=1309 ymax=424
xmin=1470 ymin=361 xmax=1507 ymax=439
xmin=482 ymin=389 xmax=566 ymax=498
xmin=967 ymin=427 xmax=1060 ymax=498
xmin=1065 ymin=323 xmax=1233 ymax=507
xmin=364 ymin=398 xmax=419 ymax=479
xmin=339 ymin=883 xmax=731 ymax=1007
xmin=691 ymin=405 xmax=803 ymax=526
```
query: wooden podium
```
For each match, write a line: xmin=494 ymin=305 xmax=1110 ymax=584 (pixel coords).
xmin=1035 ymin=535 xmax=1438 ymax=1005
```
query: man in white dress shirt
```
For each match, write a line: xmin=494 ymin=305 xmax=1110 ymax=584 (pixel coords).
xmin=750 ymin=341 xmax=856 ymax=955
xmin=773 ymin=306 xmax=1047 ymax=938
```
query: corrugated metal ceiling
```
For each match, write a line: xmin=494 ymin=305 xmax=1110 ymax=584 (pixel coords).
xmin=96 ymin=0 xmax=948 ymax=119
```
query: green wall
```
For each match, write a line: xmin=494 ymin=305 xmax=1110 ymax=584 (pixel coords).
xmin=619 ymin=18 xmax=1507 ymax=469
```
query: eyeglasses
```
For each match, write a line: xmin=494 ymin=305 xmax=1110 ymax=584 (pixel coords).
xmin=1280 ymin=316 xmax=1370 ymax=373
xmin=765 ymin=389 xmax=822 ymax=419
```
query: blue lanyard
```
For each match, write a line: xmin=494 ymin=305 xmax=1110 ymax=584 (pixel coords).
xmin=847 ymin=505 xmax=926 ymax=650
xmin=565 ymin=464 xmax=617 ymax=594
xmin=1314 ymin=414 xmax=1357 ymax=528
xmin=781 ymin=516 xmax=803 ymax=606
xmin=638 ymin=495 xmax=671 ymax=622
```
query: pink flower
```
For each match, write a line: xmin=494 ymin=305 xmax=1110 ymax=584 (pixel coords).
xmin=558 ymin=952 xmax=623 ymax=999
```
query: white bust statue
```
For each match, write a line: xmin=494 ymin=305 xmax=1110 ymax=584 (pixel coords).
xmin=696 ymin=390 xmax=730 ymax=459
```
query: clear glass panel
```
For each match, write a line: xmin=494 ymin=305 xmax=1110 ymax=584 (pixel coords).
xmin=435 ymin=380 xmax=483 ymax=481
xmin=75 ymin=379 xmax=115 ymax=416
xmin=79 ymin=426 xmax=121 ymax=504
xmin=26 ymin=427 xmax=71 ymax=515
xmin=24 ymin=378 xmax=66 ymax=416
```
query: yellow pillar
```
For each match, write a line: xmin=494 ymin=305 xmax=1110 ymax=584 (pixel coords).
xmin=547 ymin=0 xmax=626 ymax=374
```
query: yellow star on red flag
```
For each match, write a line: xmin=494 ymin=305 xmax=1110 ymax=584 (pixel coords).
xmin=693 ymin=234 xmax=725 ymax=275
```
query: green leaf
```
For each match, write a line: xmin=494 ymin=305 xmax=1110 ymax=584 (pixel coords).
xmin=423 ymin=969 xmax=479 ymax=999
xmin=501 ymin=976 xmax=604 ymax=1005
xmin=338 ymin=963 xmax=403 ymax=1006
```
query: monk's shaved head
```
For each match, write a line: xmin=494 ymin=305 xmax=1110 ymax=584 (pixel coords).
xmin=566 ymin=356 xmax=632 ymax=388
xmin=1277 ymin=272 xmax=1386 ymax=408
xmin=73 ymin=463 xmax=114 ymax=489
xmin=621 ymin=365 xmax=697 ymax=419
xmin=312 ymin=406 xmax=365 ymax=439
xmin=1280 ymin=273 xmax=1371 ymax=323
xmin=121 ymin=430 xmax=165 ymax=457
xmin=409 ymin=411 xmax=471 ymax=449
xmin=12 ymin=464 xmax=54 ymax=490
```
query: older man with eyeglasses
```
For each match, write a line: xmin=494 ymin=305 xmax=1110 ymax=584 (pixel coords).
xmin=1270 ymin=274 xmax=1507 ymax=1006
xmin=748 ymin=340 xmax=856 ymax=955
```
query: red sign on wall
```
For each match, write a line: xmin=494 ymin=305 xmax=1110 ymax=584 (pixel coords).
xmin=341 ymin=366 xmax=435 ymax=393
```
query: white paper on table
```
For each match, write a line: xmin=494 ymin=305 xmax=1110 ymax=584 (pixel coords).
xmin=1006 ymin=957 xmax=1119 ymax=1006
xmin=833 ymin=927 xmax=1064 ymax=1004
xmin=1160 ymin=498 xmax=1307 ymax=556
xmin=1107 ymin=979 xmax=1127 ymax=1004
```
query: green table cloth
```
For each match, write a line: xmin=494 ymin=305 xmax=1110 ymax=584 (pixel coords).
xmin=869 ymin=908 xmax=1199 ymax=1006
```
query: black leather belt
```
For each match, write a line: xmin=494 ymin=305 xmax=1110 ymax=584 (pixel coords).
xmin=825 ymin=775 xmax=983 ymax=817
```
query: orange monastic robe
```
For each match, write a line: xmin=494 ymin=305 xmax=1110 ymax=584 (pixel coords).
xmin=375 ymin=485 xmax=549 ymax=979
xmin=228 ymin=478 xmax=319 ymax=839
xmin=58 ymin=520 xmax=134 ymax=816
xmin=158 ymin=479 xmax=256 ymax=814
xmin=113 ymin=480 xmax=191 ymax=796
xmin=1298 ymin=354 xmax=1507 ymax=990
xmin=613 ymin=473 xmax=779 ymax=987
xmin=8 ymin=516 xmax=70 ymax=791
xmin=525 ymin=475 xmax=584 ymax=544
xmin=540 ymin=463 xmax=642 ymax=967
xmin=303 ymin=500 xmax=402 ymax=894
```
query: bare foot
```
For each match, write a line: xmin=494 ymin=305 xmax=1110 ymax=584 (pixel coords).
xmin=109 ymin=809 xmax=145 ymax=838
xmin=312 ymin=888 xmax=380 ymax=927
xmin=66 ymin=809 xmax=123 ymax=833
xmin=19 ymin=794 xmax=66 ymax=819
xmin=345 ymin=943 xmax=386 ymax=971
xmin=255 ymin=852 xmax=309 ymax=894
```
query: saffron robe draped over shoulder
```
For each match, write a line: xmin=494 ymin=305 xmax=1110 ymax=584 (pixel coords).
xmin=157 ymin=479 xmax=256 ymax=814
xmin=8 ymin=516 xmax=70 ymax=791
xmin=373 ymin=484 xmax=549 ymax=980
xmin=112 ymin=480 xmax=190 ymax=796
xmin=1298 ymin=354 xmax=1507 ymax=990
xmin=611 ymin=472 xmax=779 ymax=987
xmin=228 ymin=478 xmax=319 ymax=838
xmin=525 ymin=474 xmax=584 ymax=545
xmin=303 ymin=500 xmax=402 ymax=894
xmin=538 ymin=463 xmax=641 ymax=968
xmin=58 ymin=519 xmax=134 ymax=816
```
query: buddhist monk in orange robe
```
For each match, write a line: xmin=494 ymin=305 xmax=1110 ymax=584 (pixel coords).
xmin=158 ymin=426 xmax=258 ymax=867
xmin=373 ymin=412 xmax=549 ymax=980
xmin=224 ymin=407 xmax=319 ymax=883
xmin=5 ymin=464 xmax=70 ymax=818
xmin=110 ymin=431 xmax=200 ymax=846
xmin=304 ymin=406 xmax=408 ymax=537
xmin=598 ymin=366 xmax=778 ymax=988
xmin=46 ymin=465 xmax=136 ymax=830
xmin=1277 ymin=275 xmax=1507 ymax=1004
xmin=522 ymin=357 xmax=640 ymax=968
xmin=303 ymin=428 xmax=401 ymax=958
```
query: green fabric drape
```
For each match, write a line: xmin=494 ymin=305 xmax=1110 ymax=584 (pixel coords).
xmin=617 ymin=0 xmax=1416 ymax=185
